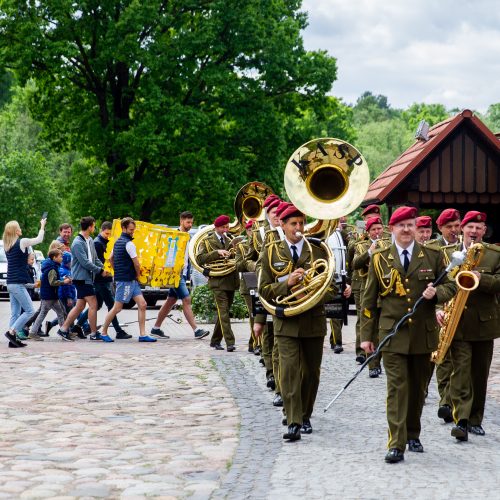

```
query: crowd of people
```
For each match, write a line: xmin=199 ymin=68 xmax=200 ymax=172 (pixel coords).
xmin=2 ymin=199 xmax=499 ymax=464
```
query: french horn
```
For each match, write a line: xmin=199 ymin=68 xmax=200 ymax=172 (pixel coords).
xmin=259 ymin=138 xmax=369 ymax=316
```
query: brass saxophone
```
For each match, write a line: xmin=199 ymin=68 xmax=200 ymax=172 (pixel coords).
xmin=431 ymin=243 xmax=484 ymax=364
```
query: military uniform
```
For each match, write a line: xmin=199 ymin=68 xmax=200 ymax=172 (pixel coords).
xmin=249 ymin=221 xmax=275 ymax=380
xmin=347 ymin=236 xmax=367 ymax=358
xmin=361 ymin=242 xmax=456 ymax=451
xmin=196 ymin=231 xmax=239 ymax=347
xmin=430 ymin=237 xmax=456 ymax=411
xmin=235 ymin=239 xmax=257 ymax=350
xmin=444 ymin=242 xmax=500 ymax=427
xmin=259 ymin=238 xmax=337 ymax=425
xmin=352 ymin=238 xmax=390 ymax=371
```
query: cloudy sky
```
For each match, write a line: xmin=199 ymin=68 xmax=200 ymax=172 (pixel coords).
xmin=301 ymin=0 xmax=500 ymax=112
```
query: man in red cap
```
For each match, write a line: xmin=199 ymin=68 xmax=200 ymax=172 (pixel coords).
xmin=235 ymin=220 xmax=259 ymax=353
xmin=428 ymin=208 xmax=461 ymax=424
xmin=352 ymin=216 xmax=389 ymax=377
xmin=415 ymin=216 xmax=433 ymax=244
xmin=251 ymin=196 xmax=284 ymax=401
xmin=437 ymin=211 xmax=500 ymax=441
xmin=361 ymin=204 xmax=381 ymax=220
xmin=259 ymin=205 xmax=337 ymax=441
xmin=361 ymin=206 xmax=456 ymax=463
xmin=436 ymin=208 xmax=461 ymax=246
xmin=196 ymin=215 xmax=239 ymax=351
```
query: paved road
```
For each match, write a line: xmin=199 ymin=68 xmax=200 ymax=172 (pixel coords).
xmin=0 ymin=299 xmax=498 ymax=498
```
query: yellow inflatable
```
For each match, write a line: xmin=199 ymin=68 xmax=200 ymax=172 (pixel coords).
xmin=103 ymin=220 xmax=189 ymax=288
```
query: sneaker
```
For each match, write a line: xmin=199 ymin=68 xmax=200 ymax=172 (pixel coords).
xmin=139 ymin=335 xmax=157 ymax=342
xmin=45 ymin=320 xmax=53 ymax=336
xmin=89 ymin=333 xmax=103 ymax=341
xmin=27 ymin=333 xmax=44 ymax=341
xmin=116 ymin=331 xmax=132 ymax=340
xmin=100 ymin=334 xmax=114 ymax=343
xmin=5 ymin=331 xmax=26 ymax=347
xmin=194 ymin=328 xmax=210 ymax=339
xmin=16 ymin=331 xmax=28 ymax=341
xmin=150 ymin=328 xmax=170 ymax=339
xmin=57 ymin=329 xmax=74 ymax=342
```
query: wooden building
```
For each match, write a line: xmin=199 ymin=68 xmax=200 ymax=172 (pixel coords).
xmin=362 ymin=109 xmax=500 ymax=242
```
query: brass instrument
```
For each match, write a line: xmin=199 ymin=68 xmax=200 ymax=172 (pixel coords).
xmin=431 ymin=243 xmax=484 ymax=364
xmin=260 ymin=138 xmax=370 ymax=317
xmin=189 ymin=182 xmax=273 ymax=277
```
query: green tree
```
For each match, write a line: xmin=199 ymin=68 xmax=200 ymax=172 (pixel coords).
xmin=482 ymin=103 xmax=500 ymax=133
xmin=0 ymin=151 xmax=63 ymax=249
xmin=402 ymin=103 xmax=449 ymax=132
xmin=352 ymin=91 xmax=399 ymax=126
xmin=0 ymin=0 xmax=339 ymax=224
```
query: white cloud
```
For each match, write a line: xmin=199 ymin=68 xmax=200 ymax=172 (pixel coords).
xmin=301 ymin=0 xmax=500 ymax=112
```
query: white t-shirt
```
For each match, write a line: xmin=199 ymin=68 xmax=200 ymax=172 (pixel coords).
xmin=125 ymin=240 xmax=137 ymax=259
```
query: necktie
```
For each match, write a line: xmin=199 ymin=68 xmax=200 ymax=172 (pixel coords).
xmin=402 ymin=249 xmax=410 ymax=272
xmin=291 ymin=245 xmax=299 ymax=264
xmin=220 ymin=236 xmax=224 ymax=247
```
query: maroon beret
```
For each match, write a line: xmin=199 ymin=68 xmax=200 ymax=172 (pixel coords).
xmin=214 ymin=215 xmax=230 ymax=227
xmin=276 ymin=201 xmax=291 ymax=217
xmin=245 ymin=219 xmax=254 ymax=230
xmin=365 ymin=216 xmax=383 ymax=231
xmin=263 ymin=194 xmax=280 ymax=208
xmin=389 ymin=206 xmax=417 ymax=225
xmin=416 ymin=216 xmax=432 ymax=228
xmin=279 ymin=204 xmax=304 ymax=221
xmin=461 ymin=211 xmax=487 ymax=227
xmin=436 ymin=208 xmax=460 ymax=227
xmin=266 ymin=198 xmax=281 ymax=211
xmin=362 ymin=204 xmax=381 ymax=217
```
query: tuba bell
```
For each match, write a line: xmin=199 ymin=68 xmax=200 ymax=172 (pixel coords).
xmin=259 ymin=138 xmax=370 ymax=317
xmin=189 ymin=181 xmax=273 ymax=277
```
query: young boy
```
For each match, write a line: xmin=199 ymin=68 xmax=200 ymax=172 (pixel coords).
xmin=29 ymin=249 xmax=71 ymax=341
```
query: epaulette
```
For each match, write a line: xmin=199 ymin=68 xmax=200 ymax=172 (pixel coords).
xmin=484 ymin=242 xmax=500 ymax=252
xmin=440 ymin=243 xmax=459 ymax=250
xmin=355 ymin=240 xmax=369 ymax=253
xmin=423 ymin=243 xmax=440 ymax=252
xmin=372 ymin=245 xmax=390 ymax=255
xmin=425 ymin=238 xmax=437 ymax=245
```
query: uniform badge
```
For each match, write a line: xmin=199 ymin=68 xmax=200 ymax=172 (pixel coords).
xmin=417 ymin=250 xmax=424 ymax=258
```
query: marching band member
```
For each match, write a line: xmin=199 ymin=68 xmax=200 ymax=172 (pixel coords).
xmin=439 ymin=211 xmax=500 ymax=441
xmin=326 ymin=216 xmax=351 ymax=353
xmin=259 ymin=204 xmax=337 ymax=441
xmin=360 ymin=206 xmax=456 ymax=463
xmin=196 ymin=215 xmax=239 ymax=352
xmin=432 ymin=208 xmax=462 ymax=423
xmin=235 ymin=220 xmax=259 ymax=353
xmin=415 ymin=216 xmax=433 ymax=244
xmin=352 ymin=215 xmax=388 ymax=377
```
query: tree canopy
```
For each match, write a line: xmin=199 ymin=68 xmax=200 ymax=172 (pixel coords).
xmin=0 ymin=0 xmax=342 ymax=223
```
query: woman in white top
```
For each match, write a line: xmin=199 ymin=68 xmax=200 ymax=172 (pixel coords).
xmin=2 ymin=218 xmax=46 ymax=347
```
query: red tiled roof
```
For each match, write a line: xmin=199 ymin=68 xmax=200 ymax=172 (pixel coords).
xmin=363 ymin=109 xmax=500 ymax=205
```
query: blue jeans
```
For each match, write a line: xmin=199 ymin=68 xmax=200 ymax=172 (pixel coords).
xmin=7 ymin=284 xmax=35 ymax=332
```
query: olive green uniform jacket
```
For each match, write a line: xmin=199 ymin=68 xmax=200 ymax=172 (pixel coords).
xmin=361 ymin=242 xmax=456 ymax=353
xmin=196 ymin=231 xmax=239 ymax=291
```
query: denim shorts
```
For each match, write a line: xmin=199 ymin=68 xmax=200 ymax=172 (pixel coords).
xmin=115 ymin=281 xmax=142 ymax=303
xmin=167 ymin=276 xmax=190 ymax=300
xmin=74 ymin=282 xmax=96 ymax=300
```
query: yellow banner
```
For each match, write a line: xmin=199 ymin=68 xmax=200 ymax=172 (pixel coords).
xmin=103 ymin=220 xmax=190 ymax=288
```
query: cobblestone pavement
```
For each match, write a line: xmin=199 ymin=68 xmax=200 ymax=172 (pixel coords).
xmin=0 ymin=299 xmax=499 ymax=498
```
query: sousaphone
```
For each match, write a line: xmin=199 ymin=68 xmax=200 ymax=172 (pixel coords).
xmin=260 ymin=138 xmax=369 ymax=316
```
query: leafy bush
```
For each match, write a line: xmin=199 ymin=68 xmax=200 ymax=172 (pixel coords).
xmin=191 ymin=285 xmax=248 ymax=323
